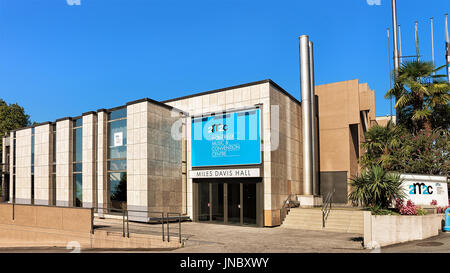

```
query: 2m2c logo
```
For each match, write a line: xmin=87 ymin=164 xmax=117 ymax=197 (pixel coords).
xmin=409 ymin=183 xmax=433 ymax=195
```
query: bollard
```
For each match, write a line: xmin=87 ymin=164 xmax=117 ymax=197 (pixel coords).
xmin=444 ymin=207 xmax=450 ymax=232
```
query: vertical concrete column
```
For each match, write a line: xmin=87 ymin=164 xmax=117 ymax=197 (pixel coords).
xmin=1 ymin=136 xmax=9 ymax=202
xmin=185 ymin=115 xmax=193 ymax=218
xmin=9 ymin=132 xmax=14 ymax=202
xmin=15 ymin=128 xmax=32 ymax=204
xmin=56 ymin=118 xmax=73 ymax=207
xmin=34 ymin=123 xmax=52 ymax=205
xmin=82 ymin=113 xmax=97 ymax=208
xmin=96 ymin=110 xmax=108 ymax=215
xmin=127 ymin=101 xmax=149 ymax=221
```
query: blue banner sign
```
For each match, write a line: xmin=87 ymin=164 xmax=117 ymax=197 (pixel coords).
xmin=191 ymin=108 xmax=261 ymax=167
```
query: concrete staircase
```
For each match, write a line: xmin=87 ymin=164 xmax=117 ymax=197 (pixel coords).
xmin=281 ymin=207 xmax=365 ymax=234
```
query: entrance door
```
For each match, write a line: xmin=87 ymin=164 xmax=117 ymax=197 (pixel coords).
xmin=243 ymin=183 xmax=257 ymax=225
xmin=211 ymin=183 xmax=224 ymax=223
xmin=227 ymin=183 xmax=241 ymax=224
xmin=195 ymin=179 xmax=260 ymax=226
xmin=198 ymin=182 xmax=210 ymax=222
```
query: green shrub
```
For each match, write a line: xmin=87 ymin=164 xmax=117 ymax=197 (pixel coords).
xmin=348 ymin=165 xmax=406 ymax=208
xmin=361 ymin=124 xmax=449 ymax=176
xmin=368 ymin=205 xmax=399 ymax=215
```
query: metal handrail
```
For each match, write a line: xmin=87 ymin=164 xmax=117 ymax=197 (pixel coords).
xmin=280 ymin=194 xmax=294 ymax=225
xmin=166 ymin=212 xmax=182 ymax=243
xmin=92 ymin=207 xmax=169 ymax=241
xmin=321 ymin=188 xmax=335 ymax=228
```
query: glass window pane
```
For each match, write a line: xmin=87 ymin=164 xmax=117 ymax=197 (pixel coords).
xmin=73 ymin=163 xmax=82 ymax=173
xmin=109 ymin=172 xmax=127 ymax=210
xmin=74 ymin=127 xmax=82 ymax=162
xmin=109 ymin=108 xmax=127 ymax=120
xmin=74 ymin=173 xmax=82 ymax=207
xmin=74 ymin=118 xmax=83 ymax=127
xmin=109 ymin=146 xmax=127 ymax=159
xmin=108 ymin=160 xmax=126 ymax=171
xmin=108 ymin=119 xmax=127 ymax=159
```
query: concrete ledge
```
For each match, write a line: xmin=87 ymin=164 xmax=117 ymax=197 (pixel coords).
xmin=298 ymin=195 xmax=323 ymax=208
xmin=364 ymin=212 xmax=443 ymax=249
xmin=0 ymin=224 xmax=180 ymax=250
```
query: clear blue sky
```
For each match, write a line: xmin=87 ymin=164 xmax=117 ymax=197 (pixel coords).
xmin=0 ymin=0 xmax=448 ymax=123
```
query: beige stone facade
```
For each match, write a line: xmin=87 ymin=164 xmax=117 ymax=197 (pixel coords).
xmin=164 ymin=80 xmax=303 ymax=226
xmin=34 ymin=123 xmax=52 ymax=205
xmin=315 ymin=79 xmax=376 ymax=203
xmin=1 ymin=78 xmax=377 ymax=227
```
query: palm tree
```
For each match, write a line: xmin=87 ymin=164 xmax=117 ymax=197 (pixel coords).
xmin=360 ymin=120 xmax=404 ymax=170
xmin=385 ymin=60 xmax=449 ymax=133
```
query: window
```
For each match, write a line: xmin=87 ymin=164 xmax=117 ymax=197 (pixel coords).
xmin=107 ymin=108 xmax=127 ymax=210
xmin=73 ymin=119 xmax=82 ymax=207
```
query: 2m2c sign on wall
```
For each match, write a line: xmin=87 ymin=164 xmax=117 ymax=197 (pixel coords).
xmin=191 ymin=108 xmax=261 ymax=167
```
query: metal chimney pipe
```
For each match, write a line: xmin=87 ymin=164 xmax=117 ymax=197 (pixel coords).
xmin=391 ymin=0 xmax=400 ymax=77
xmin=308 ymin=41 xmax=319 ymax=196
xmin=299 ymin=35 xmax=313 ymax=196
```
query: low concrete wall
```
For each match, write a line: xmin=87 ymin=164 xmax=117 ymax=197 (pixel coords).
xmin=364 ymin=211 xmax=442 ymax=249
xmin=0 ymin=224 xmax=180 ymax=249
xmin=0 ymin=203 xmax=181 ymax=250
xmin=0 ymin=203 xmax=93 ymax=233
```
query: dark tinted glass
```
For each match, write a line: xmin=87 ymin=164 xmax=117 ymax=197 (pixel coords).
xmin=74 ymin=173 xmax=82 ymax=207
xmin=73 ymin=127 xmax=82 ymax=162
xmin=108 ymin=108 xmax=127 ymax=120
xmin=109 ymin=172 xmax=127 ymax=210
xmin=73 ymin=163 xmax=82 ymax=173
xmin=74 ymin=118 xmax=83 ymax=128
xmin=108 ymin=160 xmax=126 ymax=171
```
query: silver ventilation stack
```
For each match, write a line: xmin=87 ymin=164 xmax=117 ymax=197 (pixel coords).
xmin=299 ymin=35 xmax=313 ymax=196
xmin=298 ymin=35 xmax=321 ymax=206
xmin=308 ymin=41 xmax=319 ymax=196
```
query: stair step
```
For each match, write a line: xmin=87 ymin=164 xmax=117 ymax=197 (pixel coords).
xmin=282 ymin=208 xmax=365 ymax=234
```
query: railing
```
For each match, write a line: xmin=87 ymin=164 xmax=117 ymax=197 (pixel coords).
xmin=280 ymin=194 xmax=294 ymax=225
xmin=321 ymin=188 xmax=335 ymax=228
xmin=167 ymin=212 xmax=182 ymax=243
xmin=93 ymin=207 xmax=184 ymax=243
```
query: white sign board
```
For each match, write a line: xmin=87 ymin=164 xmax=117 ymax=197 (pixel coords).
xmin=189 ymin=168 xmax=260 ymax=179
xmin=114 ymin=132 xmax=123 ymax=147
xmin=401 ymin=174 xmax=449 ymax=207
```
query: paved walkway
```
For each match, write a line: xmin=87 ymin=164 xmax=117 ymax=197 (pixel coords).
xmin=94 ymin=218 xmax=367 ymax=253
xmin=1 ymin=217 xmax=449 ymax=253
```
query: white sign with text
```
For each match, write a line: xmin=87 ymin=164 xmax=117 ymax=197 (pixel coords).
xmin=189 ymin=168 xmax=260 ymax=179
xmin=401 ymin=174 xmax=449 ymax=207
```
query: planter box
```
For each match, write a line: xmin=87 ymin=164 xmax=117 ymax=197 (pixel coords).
xmin=363 ymin=212 xmax=443 ymax=249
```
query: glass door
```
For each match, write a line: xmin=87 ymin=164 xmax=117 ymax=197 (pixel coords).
xmin=198 ymin=182 xmax=210 ymax=222
xmin=227 ymin=183 xmax=241 ymax=224
xmin=243 ymin=183 xmax=257 ymax=225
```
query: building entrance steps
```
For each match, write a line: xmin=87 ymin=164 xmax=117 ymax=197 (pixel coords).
xmin=281 ymin=207 xmax=365 ymax=234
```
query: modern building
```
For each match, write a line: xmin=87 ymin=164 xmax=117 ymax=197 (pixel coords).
xmin=1 ymin=78 xmax=376 ymax=227
xmin=315 ymin=79 xmax=376 ymax=203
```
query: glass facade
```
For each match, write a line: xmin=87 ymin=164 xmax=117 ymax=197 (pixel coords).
xmin=107 ymin=108 xmax=127 ymax=210
xmin=73 ymin=119 xmax=82 ymax=207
